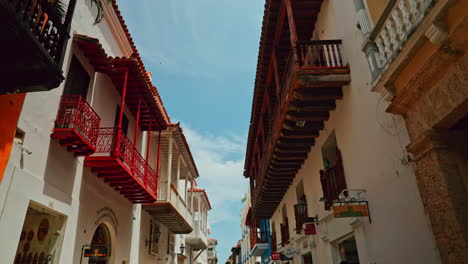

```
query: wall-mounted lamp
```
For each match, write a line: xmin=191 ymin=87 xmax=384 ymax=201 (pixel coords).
xmin=180 ymin=243 xmax=186 ymax=255
xmin=294 ymin=199 xmax=307 ymax=217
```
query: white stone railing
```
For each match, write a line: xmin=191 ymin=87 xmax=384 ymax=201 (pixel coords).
xmin=371 ymin=0 xmax=433 ymax=67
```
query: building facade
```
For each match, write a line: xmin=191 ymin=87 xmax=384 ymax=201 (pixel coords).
xmin=355 ymin=0 xmax=468 ymax=262
xmin=243 ymin=0 xmax=464 ymax=263
xmin=0 ymin=1 xmax=214 ymax=264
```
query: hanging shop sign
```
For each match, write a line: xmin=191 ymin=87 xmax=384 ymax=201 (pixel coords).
xmin=304 ymin=223 xmax=316 ymax=235
xmin=84 ymin=247 xmax=108 ymax=258
xmin=271 ymin=253 xmax=281 ymax=261
xmin=333 ymin=205 xmax=368 ymax=218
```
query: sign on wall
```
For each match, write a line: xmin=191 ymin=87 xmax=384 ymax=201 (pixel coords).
xmin=304 ymin=223 xmax=316 ymax=235
xmin=333 ymin=205 xmax=368 ymax=218
xmin=271 ymin=253 xmax=281 ymax=261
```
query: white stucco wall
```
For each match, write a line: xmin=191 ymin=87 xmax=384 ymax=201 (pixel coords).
xmin=0 ymin=1 xmax=150 ymax=264
xmin=269 ymin=0 xmax=440 ymax=264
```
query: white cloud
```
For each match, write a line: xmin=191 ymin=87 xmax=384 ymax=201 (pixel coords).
xmin=181 ymin=125 xmax=248 ymax=224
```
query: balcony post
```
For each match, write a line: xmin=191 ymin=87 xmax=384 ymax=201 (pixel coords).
xmin=353 ymin=0 xmax=382 ymax=81
xmin=175 ymin=155 xmax=181 ymax=196
xmin=284 ymin=0 xmax=300 ymax=71
xmin=166 ymin=134 xmax=173 ymax=199
xmin=132 ymin=97 xmax=141 ymax=170
xmin=146 ymin=121 xmax=152 ymax=163
xmin=156 ymin=130 xmax=161 ymax=177
xmin=114 ymin=69 xmax=128 ymax=156
xmin=144 ymin=120 xmax=152 ymax=186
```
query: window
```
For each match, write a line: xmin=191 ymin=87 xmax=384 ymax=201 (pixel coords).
xmin=63 ymin=56 xmax=90 ymax=98
xmin=320 ymin=132 xmax=347 ymax=210
xmin=149 ymin=218 xmax=160 ymax=255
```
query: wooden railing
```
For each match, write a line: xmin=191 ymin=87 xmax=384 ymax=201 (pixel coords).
xmin=9 ymin=0 xmax=75 ymax=65
xmin=94 ymin=127 xmax=158 ymax=195
xmin=296 ymin=40 xmax=346 ymax=69
xmin=251 ymin=40 xmax=347 ymax=212
xmin=54 ymin=95 xmax=100 ymax=146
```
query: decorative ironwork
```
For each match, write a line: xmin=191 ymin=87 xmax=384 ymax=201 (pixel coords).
xmin=54 ymin=95 xmax=100 ymax=146
xmin=93 ymin=127 xmax=158 ymax=197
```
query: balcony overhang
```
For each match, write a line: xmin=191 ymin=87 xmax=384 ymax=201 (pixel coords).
xmin=51 ymin=95 xmax=101 ymax=156
xmin=186 ymin=236 xmax=208 ymax=250
xmin=143 ymin=202 xmax=193 ymax=234
xmin=251 ymin=243 xmax=269 ymax=257
xmin=74 ymin=35 xmax=169 ymax=131
xmin=84 ymin=128 xmax=158 ymax=203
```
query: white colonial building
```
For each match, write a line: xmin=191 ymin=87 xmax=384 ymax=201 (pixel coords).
xmin=0 ymin=1 xmax=214 ymax=264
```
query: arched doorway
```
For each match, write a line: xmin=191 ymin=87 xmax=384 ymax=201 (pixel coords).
xmin=89 ymin=224 xmax=111 ymax=264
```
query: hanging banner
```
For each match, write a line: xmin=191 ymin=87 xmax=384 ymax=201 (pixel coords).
xmin=333 ymin=205 xmax=368 ymax=218
xmin=304 ymin=223 xmax=316 ymax=235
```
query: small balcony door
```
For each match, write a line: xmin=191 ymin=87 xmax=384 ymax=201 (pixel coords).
xmin=63 ymin=56 xmax=90 ymax=98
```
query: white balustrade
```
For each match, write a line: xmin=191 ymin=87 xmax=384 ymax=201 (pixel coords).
xmin=374 ymin=0 xmax=432 ymax=67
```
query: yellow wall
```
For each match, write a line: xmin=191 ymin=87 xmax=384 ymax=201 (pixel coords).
xmin=0 ymin=94 xmax=25 ymax=182
xmin=366 ymin=0 xmax=389 ymax=25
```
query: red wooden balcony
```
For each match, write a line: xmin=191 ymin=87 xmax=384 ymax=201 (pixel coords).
xmin=51 ymin=95 xmax=100 ymax=156
xmin=84 ymin=128 xmax=158 ymax=203
xmin=249 ymin=40 xmax=351 ymax=218
xmin=1 ymin=0 xmax=77 ymax=94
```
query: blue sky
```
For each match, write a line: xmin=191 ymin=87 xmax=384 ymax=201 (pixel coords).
xmin=117 ymin=0 xmax=264 ymax=261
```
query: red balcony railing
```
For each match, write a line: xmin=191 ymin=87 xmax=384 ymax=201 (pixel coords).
xmin=52 ymin=95 xmax=100 ymax=156
xmin=146 ymin=165 xmax=158 ymax=197
xmin=93 ymin=127 xmax=158 ymax=199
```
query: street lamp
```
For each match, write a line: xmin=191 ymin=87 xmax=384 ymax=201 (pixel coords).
xmin=294 ymin=198 xmax=307 ymax=217
xmin=180 ymin=243 xmax=186 ymax=255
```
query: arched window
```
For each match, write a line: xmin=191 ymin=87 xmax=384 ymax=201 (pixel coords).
xmin=89 ymin=224 xmax=111 ymax=264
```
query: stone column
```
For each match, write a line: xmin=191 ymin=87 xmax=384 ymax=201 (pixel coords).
xmin=407 ymin=130 xmax=468 ymax=263
xmin=353 ymin=0 xmax=383 ymax=82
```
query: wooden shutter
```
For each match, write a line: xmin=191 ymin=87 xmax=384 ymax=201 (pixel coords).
xmin=63 ymin=56 xmax=90 ymax=98
xmin=320 ymin=148 xmax=347 ymax=210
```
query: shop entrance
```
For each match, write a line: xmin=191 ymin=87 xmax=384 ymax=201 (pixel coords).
xmin=337 ymin=236 xmax=360 ymax=264
xmin=88 ymin=224 xmax=111 ymax=264
xmin=14 ymin=204 xmax=66 ymax=264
